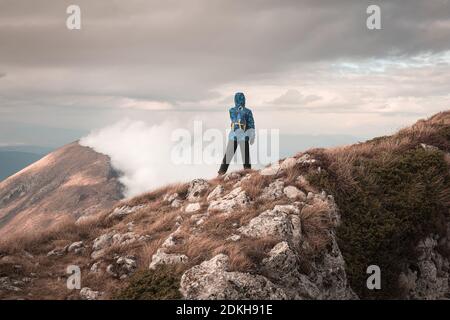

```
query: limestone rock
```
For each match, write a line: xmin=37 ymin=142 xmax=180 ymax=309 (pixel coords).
xmin=46 ymin=247 xmax=67 ymax=257
xmin=163 ymin=192 xmax=179 ymax=203
xmin=0 ymin=277 xmax=22 ymax=292
xmin=80 ymin=287 xmax=102 ymax=300
xmin=171 ymin=199 xmax=183 ymax=208
xmin=283 ymin=186 xmax=306 ymax=200
xmin=261 ymin=179 xmax=285 ymax=200
xmin=308 ymin=235 xmax=357 ymax=299
xmin=149 ymin=249 xmax=188 ymax=269
xmin=224 ymin=172 xmax=241 ymax=182
xmin=180 ymin=254 xmax=287 ymax=299
xmin=420 ymin=143 xmax=439 ymax=151
xmin=91 ymin=231 xmax=141 ymax=259
xmin=161 ymin=226 xmax=183 ymax=249
xmin=187 ymin=179 xmax=210 ymax=202
xmin=262 ymin=241 xmax=320 ymax=299
xmin=109 ymin=205 xmax=145 ymax=219
xmin=226 ymin=234 xmax=241 ymax=242
xmin=207 ymin=185 xmax=224 ymax=201
xmin=90 ymin=262 xmax=101 ymax=273
xmin=260 ymin=163 xmax=280 ymax=176
xmin=92 ymin=232 xmax=114 ymax=252
xmin=208 ymin=187 xmax=250 ymax=213
xmin=399 ymin=236 xmax=449 ymax=299
xmin=67 ymin=241 xmax=84 ymax=254
xmin=185 ymin=202 xmax=201 ymax=213
xmin=238 ymin=205 xmax=300 ymax=240
xmin=296 ymin=154 xmax=316 ymax=164
xmin=280 ymin=157 xmax=297 ymax=170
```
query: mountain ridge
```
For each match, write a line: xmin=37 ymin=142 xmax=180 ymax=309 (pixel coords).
xmin=0 ymin=111 xmax=449 ymax=300
xmin=0 ymin=142 xmax=124 ymax=239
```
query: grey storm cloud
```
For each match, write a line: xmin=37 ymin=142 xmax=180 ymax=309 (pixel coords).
xmin=0 ymin=0 xmax=449 ymax=103
xmin=0 ymin=0 xmax=449 ymax=144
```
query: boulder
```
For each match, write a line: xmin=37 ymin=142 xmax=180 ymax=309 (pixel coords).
xmin=238 ymin=205 xmax=300 ymax=240
xmin=262 ymin=241 xmax=321 ymax=299
xmin=80 ymin=287 xmax=102 ymax=300
xmin=91 ymin=232 xmax=140 ymax=259
xmin=283 ymin=186 xmax=306 ymax=200
xmin=161 ymin=226 xmax=183 ymax=249
xmin=296 ymin=154 xmax=316 ymax=164
xmin=260 ymin=179 xmax=284 ymax=200
xmin=260 ymin=163 xmax=280 ymax=176
xmin=224 ymin=172 xmax=242 ymax=182
xmin=185 ymin=202 xmax=201 ymax=213
xmin=90 ymin=262 xmax=101 ymax=273
xmin=46 ymin=247 xmax=67 ymax=257
xmin=180 ymin=254 xmax=287 ymax=300
xmin=92 ymin=232 xmax=114 ymax=251
xmin=171 ymin=199 xmax=183 ymax=208
xmin=149 ymin=249 xmax=188 ymax=269
xmin=163 ymin=192 xmax=179 ymax=203
xmin=280 ymin=157 xmax=297 ymax=170
xmin=207 ymin=185 xmax=224 ymax=201
xmin=308 ymin=236 xmax=358 ymax=299
xmin=187 ymin=179 xmax=210 ymax=202
xmin=109 ymin=205 xmax=145 ymax=219
xmin=399 ymin=236 xmax=449 ymax=299
xmin=0 ymin=277 xmax=22 ymax=292
xmin=208 ymin=187 xmax=250 ymax=213
xmin=67 ymin=241 xmax=84 ymax=254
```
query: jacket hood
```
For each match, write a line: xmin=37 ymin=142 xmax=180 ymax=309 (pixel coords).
xmin=234 ymin=92 xmax=246 ymax=108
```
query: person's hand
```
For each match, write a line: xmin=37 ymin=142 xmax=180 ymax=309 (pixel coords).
xmin=249 ymin=136 xmax=255 ymax=145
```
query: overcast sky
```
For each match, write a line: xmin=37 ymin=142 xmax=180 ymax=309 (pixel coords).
xmin=0 ymin=0 xmax=449 ymax=147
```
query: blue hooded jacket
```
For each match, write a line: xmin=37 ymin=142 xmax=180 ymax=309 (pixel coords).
xmin=228 ymin=92 xmax=255 ymax=141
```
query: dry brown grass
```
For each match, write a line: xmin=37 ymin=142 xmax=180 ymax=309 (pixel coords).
xmin=0 ymin=213 xmax=106 ymax=256
xmin=299 ymin=199 xmax=336 ymax=254
xmin=240 ymin=174 xmax=272 ymax=201
xmin=3 ymin=112 xmax=448 ymax=300
xmin=124 ymin=183 xmax=189 ymax=207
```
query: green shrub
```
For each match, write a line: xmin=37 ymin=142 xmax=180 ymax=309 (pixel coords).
xmin=114 ymin=266 xmax=183 ymax=300
xmin=308 ymin=147 xmax=450 ymax=299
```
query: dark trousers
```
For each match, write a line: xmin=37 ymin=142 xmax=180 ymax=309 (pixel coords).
xmin=218 ymin=139 xmax=251 ymax=174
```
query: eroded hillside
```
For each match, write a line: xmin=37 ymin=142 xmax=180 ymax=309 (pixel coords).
xmin=0 ymin=142 xmax=124 ymax=239
xmin=0 ymin=111 xmax=449 ymax=300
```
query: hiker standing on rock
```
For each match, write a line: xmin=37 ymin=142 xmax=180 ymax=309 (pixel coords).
xmin=218 ymin=92 xmax=255 ymax=175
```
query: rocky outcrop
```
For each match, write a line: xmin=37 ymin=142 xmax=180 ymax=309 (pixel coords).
xmin=238 ymin=204 xmax=301 ymax=241
xmin=185 ymin=202 xmax=201 ymax=213
xmin=180 ymin=254 xmax=287 ymax=299
xmin=283 ymin=186 xmax=306 ymax=200
xmin=106 ymin=256 xmax=138 ymax=279
xmin=187 ymin=179 xmax=209 ymax=202
xmin=399 ymin=236 xmax=450 ymax=299
xmin=206 ymin=185 xmax=224 ymax=201
xmin=80 ymin=287 xmax=102 ymax=300
xmin=208 ymin=187 xmax=250 ymax=213
xmin=181 ymin=173 xmax=356 ymax=300
xmin=109 ymin=205 xmax=145 ymax=219
xmin=91 ymin=231 xmax=146 ymax=259
xmin=260 ymin=179 xmax=284 ymax=200
xmin=149 ymin=250 xmax=188 ymax=269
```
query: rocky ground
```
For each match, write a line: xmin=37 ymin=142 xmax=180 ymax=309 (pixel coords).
xmin=1 ymin=111 xmax=449 ymax=300
xmin=0 ymin=152 xmax=359 ymax=300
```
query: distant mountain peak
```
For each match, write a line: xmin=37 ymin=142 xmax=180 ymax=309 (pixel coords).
xmin=0 ymin=142 xmax=124 ymax=238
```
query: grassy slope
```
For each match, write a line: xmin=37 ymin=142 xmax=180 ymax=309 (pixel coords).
xmin=0 ymin=111 xmax=449 ymax=300
xmin=307 ymin=111 xmax=450 ymax=298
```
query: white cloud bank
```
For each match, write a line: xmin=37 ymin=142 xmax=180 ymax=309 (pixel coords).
xmin=80 ymin=120 xmax=217 ymax=198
